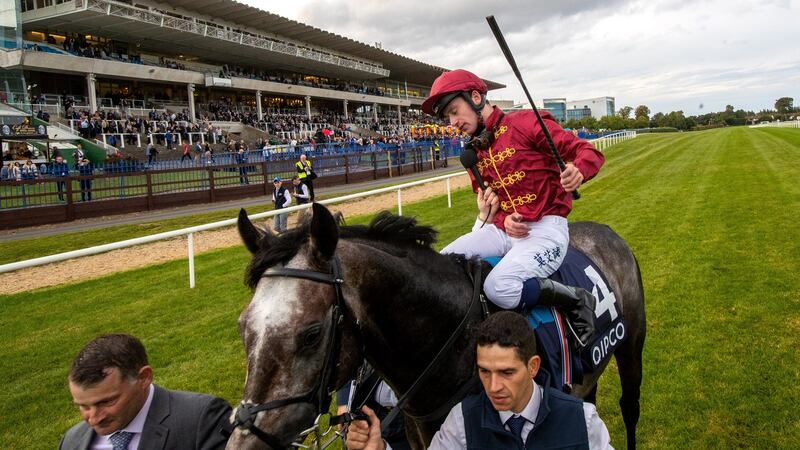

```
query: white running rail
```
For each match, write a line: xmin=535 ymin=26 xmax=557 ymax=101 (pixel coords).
xmin=0 ymin=132 xmax=635 ymax=285
xmin=749 ymin=120 xmax=800 ymax=129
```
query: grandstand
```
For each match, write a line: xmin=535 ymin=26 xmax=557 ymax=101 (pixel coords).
xmin=1 ymin=0 xmax=503 ymax=160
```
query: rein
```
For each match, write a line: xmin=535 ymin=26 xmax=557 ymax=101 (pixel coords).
xmin=232 ymin=256 xmax=489 ymax=448
xmin=380 ymin=258 xmax=489 ymax=430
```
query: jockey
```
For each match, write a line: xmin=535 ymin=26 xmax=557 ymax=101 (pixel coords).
xmin=424 ymin=69 xmax=605 ymax=347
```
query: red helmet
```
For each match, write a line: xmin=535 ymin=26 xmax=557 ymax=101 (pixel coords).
xmin=422 ymin=69 xmax=488 ymax=117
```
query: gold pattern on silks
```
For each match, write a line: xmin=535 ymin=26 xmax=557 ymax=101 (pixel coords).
xmin=494 ymin=125 xmax=508 ymax=139
xmin=477 ymin=147 xmax=516 ymax=171
xmin=490 ymin=171 xmax=526 ymax=190
xmin=501 ymin=193 xmax=537 ymax=211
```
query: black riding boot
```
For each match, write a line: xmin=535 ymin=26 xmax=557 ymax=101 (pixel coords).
xmin=530 ymin=278 xmax=597 ymax=348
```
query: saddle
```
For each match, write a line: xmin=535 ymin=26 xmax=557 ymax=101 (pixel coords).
xmin=484 ymin=246 xmax=627 ymax=391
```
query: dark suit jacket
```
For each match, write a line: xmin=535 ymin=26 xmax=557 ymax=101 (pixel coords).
xmin=59 ymin=385 xmax=231 ymax=450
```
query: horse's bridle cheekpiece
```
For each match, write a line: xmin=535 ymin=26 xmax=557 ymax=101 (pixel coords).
xmin=232 ymin=257 xmax=349 ymax=450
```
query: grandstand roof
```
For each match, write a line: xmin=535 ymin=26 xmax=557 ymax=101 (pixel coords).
xmin=22 ymin=0 xmax=503 ymax=90
xmin=158 ymin=0 xmax=503 ymax=89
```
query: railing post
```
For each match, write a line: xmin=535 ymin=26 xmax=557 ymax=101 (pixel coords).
xmin=261 ymin=161 xmax=269 ymax=195
xmin=208 ymin=166 xmax=216 ymax=202
xmin=397 ymin=189 xmax=402 ymax=216
xmin=447 ymin=177 xmax=452 ymax=208
xmin=372 ymin=152 xmax=377 ymax=180
xmin=387 ymin=151 xmax=392 ymax=178
xmin=344 ymin=155 xmax=349 ymax=184
xmin=65 ymin=175 xmax=75 ymax=221
xmin=145 ymin=172 xmax=154 ymax=210
xmin=137 ymin=134 xmax=141 ymax=148
xmin=188 ymin=232 xmax=195 ymax=288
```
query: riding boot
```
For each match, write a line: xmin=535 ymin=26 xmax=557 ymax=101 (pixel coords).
xmin=519 ymin=278 xmax=597 ymax=348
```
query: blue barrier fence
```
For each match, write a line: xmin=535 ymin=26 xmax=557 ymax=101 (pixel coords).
xmin=0 ymin=139 xmax=462 ymax=212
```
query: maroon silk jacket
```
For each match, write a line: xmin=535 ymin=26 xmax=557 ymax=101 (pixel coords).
xmin=469 ymin=107 xmax=605 ymax=231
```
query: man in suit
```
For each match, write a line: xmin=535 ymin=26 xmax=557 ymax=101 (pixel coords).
xmin=59 ymin=333 xmax=232 ymax=450
xmin=345 ymin=312 xmax=612 ymax=450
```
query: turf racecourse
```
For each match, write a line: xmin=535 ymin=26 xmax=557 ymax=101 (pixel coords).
xmin=2 ymin=127 xmax=799 ymax=449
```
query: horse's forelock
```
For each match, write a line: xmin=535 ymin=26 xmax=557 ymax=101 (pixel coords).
xmin=244 ymin=224 xmax=311 ymax=289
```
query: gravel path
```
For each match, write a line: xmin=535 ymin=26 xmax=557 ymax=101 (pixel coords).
xmin=0 ymin=175 xmax=471 ymax=295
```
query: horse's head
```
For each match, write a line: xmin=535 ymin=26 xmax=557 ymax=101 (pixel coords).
xmin=227 ymin=204 xmax=362 ymax=450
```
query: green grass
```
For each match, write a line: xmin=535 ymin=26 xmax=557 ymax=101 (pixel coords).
xmin=2 ymin=127 xmax=799 ymax=448
xmin=0 ymin=172 xmax=458 ymax=266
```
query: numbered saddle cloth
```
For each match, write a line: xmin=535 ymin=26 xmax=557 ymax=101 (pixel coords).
xmin=487 ymin=246 xmax=627 ymax=392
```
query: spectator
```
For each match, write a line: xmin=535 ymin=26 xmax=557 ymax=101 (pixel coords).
xmin=165 ymin=130 xmax=174 ymax=150
xmin=21 ymin=159 xmax=39 ymax=180
xmin=271 ymin=176 xmax=291 ymax=233
xmin=77 ymin=158 xmax=93 ymax=201
xmin=236 ymin=147 xmax=249 ymax=185
xmin=50 ymin=155 xmax=69 ymax=201
xmin=72 ymin=144 xmax=85 ymax=168
xmin=295 ymin=154 xmax=315 ymax=201
xmin=7 ymin=162 xmax=21 ymax=181
xmin=0 ymin=163 xmax=8 ymax=180
xmin=59 ymin=333 xmax=231 ymax=450
xmin=291 ymin=175 xmax=310 ymax=204
xmin=181 ymin=141 xmax=192 ymax=163
xmin=146 ymin=142 xmax=157 ymax=165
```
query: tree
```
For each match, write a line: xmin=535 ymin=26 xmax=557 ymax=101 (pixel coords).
xmin=775 ymin=97 xmax=793 ymax=114
xmin=617 ymin=106 xmax=633 ymax=119
xmin=650 ymin=112 xmax=665 ymax=128
xmin=634 ymin=105 xmax=650 ymax=120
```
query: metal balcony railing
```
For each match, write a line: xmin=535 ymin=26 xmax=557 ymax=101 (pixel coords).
xmin=72 ymin=0 xmax=390 ymax=77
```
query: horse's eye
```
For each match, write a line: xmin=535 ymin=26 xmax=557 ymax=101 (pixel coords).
xmin=300 ymin=324 xmax=323 ymax=348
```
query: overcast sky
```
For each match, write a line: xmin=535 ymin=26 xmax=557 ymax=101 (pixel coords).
xmin=244 ymin=0 xmax=799 ymax=116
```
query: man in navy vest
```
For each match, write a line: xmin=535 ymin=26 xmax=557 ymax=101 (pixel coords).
xmin=345 ymin=311 xmax=612 ymax=449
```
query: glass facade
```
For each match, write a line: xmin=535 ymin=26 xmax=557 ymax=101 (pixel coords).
xmin=566 ymin=107 xmax=592 ymax=121
xmin=0 ymin=0 xmax=29 ymax=110
xmin=606 ymin=98 xmax=615 ymax=118
xmin=543 ymin=98 xmax=566 ymax=122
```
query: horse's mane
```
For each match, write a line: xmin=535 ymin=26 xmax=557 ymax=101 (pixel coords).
xmin=245 ymin=211 xmax=438 ymax=289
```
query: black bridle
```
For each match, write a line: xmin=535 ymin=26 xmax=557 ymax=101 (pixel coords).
xmin=232 ymin=255 xmax=489 ymax=449
xmin=232 ymin=257 xmax=347 ymax=450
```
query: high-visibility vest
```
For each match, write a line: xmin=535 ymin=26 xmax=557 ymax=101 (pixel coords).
xmin=296 ymin=160 xmax=312 ymax=179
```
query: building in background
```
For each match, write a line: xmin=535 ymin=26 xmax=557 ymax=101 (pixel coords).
xmin=567 ymin=96 xmax=615 ymax=120
xmin=543 ymin=98 xmax=566 ymax=122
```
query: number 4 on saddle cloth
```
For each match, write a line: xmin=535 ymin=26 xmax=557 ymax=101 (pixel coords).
xmin=485 ymin=247 xmax=627 ymax=393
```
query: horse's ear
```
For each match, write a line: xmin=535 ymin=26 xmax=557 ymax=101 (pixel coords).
xmin=310 ymin=203 xmax=339 ymax=260
xmin=238 ymin=208 xmax=265 ymax=254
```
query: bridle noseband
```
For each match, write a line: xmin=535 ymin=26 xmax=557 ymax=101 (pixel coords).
xmin=232 ymin=257 xmax=347 ymax=450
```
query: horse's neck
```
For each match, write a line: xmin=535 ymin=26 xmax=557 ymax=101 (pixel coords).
xmin=341 ymin=242 xmax=479 ymax=411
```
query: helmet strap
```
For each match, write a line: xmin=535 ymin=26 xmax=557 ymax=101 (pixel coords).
xmin=461 ymin=91 xmax=487 ymax=136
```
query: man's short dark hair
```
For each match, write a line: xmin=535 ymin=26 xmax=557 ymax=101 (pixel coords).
xmin=69 ymin=334 xmax=149 ymax=387
xmin=477 ymin=311 xmax=538 ymax=363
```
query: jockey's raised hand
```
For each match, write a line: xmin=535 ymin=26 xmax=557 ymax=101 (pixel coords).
xmin=476 ymin=184 xmax=500 ymax=223
xmin=560 ymin=162 xmax=584 ymax=193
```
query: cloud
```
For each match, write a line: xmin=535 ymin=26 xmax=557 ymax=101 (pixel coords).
xmin=245 ymin=0 xmax=800 ymax=115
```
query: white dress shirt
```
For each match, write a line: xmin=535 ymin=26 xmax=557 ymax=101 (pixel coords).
xmin=389 ymin=381 xmax=613 ymax=450
xmin=90 ymin=384 xmax=155 ymax=450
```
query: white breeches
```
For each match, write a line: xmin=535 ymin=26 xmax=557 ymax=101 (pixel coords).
xmin=441 ymin=215 xmax=569 ymax=309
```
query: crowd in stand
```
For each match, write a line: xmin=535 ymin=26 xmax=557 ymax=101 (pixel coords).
xmin=65 ymin=108 xmax=226 ymax=148
xmin=61 ymin=34 xmax=144 ymax=64
xmin=219 ymin=65 xmax=386 ymax=97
